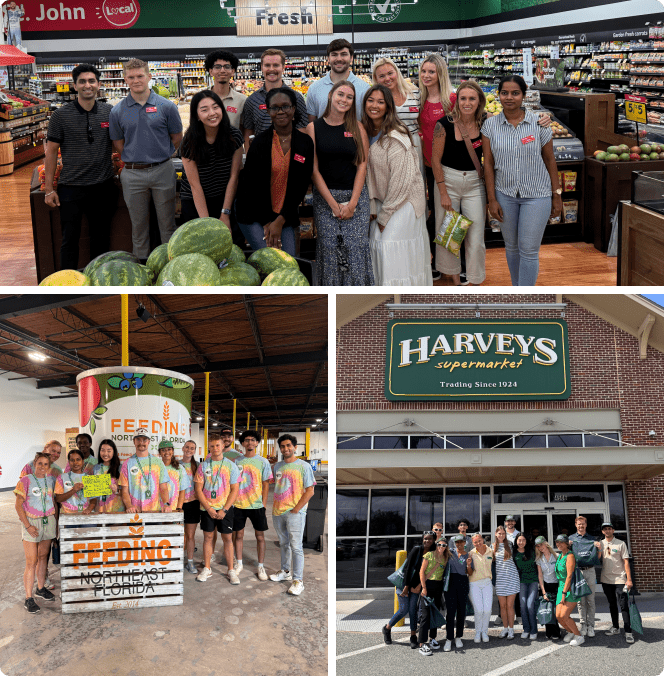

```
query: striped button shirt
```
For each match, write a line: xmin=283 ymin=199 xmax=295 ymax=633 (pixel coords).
xmin=395 ymin=88 xmax=420 ymax=137
xmin=481 ymin=109 xmax=553 ymax=199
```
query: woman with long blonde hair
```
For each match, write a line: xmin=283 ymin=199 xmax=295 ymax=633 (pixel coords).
xmin=535 ymin=536 xmax=561 ymax=639
xmin=493 ymin=525 xmax=521 ymax=639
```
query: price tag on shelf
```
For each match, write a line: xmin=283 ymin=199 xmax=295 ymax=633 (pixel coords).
xmin=56 ymin=83 xmax=69 ymax=93
xmin=625 ymin=100 xmax=646 ymax=124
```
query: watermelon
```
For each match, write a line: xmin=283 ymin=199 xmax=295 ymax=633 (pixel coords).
xmin=168 ymin=217 xmax=233 ymax=264
xmin=247 ymin=247 xmax=299 ymax=277
xmin=140 ymin=264 xmax=155 ymax=285
xmin=91 ymin=260 xmax=151 ymax=286
xmin=262 ymin=268 xmax=310 ymax=286
xmin=39 ymin=270 xmax=91 ymax=286
xmin=219 ymin=262 xmax=261 ymax=286
xmin=157 ymin=253 xmax=221 ymax=286
xmin=83 ymin=251 xmax=139 ymax=279
xmin=146 ymin=243 xmax=170 ymax=278
xmin=228 ymin=244 xmax=246 ymax=265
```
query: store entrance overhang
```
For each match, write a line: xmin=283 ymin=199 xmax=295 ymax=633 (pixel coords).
xmin=337 ymin=447 xmax=664 ymax=486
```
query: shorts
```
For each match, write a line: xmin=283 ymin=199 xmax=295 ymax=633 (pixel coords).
xmin=232 ymin=506 xmax=269 ymax=532
xmin=22 ymin=515 xmax=57 ymax=543
xmin=183 ymin=500 xmax=201 ymax=524
xmin=200 ymin=505 xmax=234 ymax=534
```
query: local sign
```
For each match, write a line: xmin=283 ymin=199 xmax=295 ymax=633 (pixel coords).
xmin=385 ymin=319 xmax=571 ymax=401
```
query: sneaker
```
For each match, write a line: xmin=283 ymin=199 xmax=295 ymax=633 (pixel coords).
xmin=44 ymin=577 xmax=55 ymax=590
xmin=287 ymin=580 xmax=304 ymax=596
xmin=507 ymin=628 xmax=515 ymax=640
xmin=482 ymin=632 xmax=490 ymax=643
xmin=587 ymin=627 xmax=595 ymax=637
xmin=432 ymin=269 xmax=442 ymax=281
xmin=270 ymin=569 xmax=292 ymax=582
xmin=625 ymin=632 xmax=635 ymax=644
xmin=185 ymin=560 xmax=198 ymax=574
xmin=257 ymin=565 xmax=268 ymax=581
xmin=443 ymin=640 xmax=452 ymax=652
xmin=570 ymin=636 xmax=585 ymax=647
xmin=429 ymin=638 xmax=440 ymax=650
xmin=228 ymin=570 xmax=240 ymax=585
xmin=530 ymin=633 xmax=538 ymax=640
xmin=579 ymin=625 xmax=587 ymax=636
xmin=605 ymin=627 xmax=621 ymax=636
xmin=34 ymin=587 xmax=55 ymax=602
xmin=521 ymin=631 xmax=529 ymax=639
xmin=24 ymin=597 xmax=40 ymax=614
xmin=563 ymin=632 xmax=574 ymax=643
xmin=234 ymin=561 xmax=243 ymax=574
xmin=455 ymin=638 xmax=463 ymax=649
xmin=499 ymin=628 xmax=509 ymax=639
xmin=196 ymin=567 xmax=212 ymax=582
xmin=410 ymin=635 xmax=418 ymax=649
xmin=382 ymin=625 xmax=392 ymax=645
xmin=419 ymin=644 xmax=433 ymax=656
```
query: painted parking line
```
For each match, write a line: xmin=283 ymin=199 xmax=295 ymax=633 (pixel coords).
xmin=336 ymin=643 xmax=387 ymax=660
xmin=481 ymin=644 xmax=568 ymax=676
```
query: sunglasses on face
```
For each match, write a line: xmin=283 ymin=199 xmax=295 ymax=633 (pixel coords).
xmin=432 ymin=527 xmax=443 ymax=532
xmin=436 ymin=543 xmax=447 ymax=548
xmin=423 ymin=531 xmax=435 ymax=536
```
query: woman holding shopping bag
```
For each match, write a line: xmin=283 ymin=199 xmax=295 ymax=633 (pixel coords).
xmin=535 ymin=536 xmax=561 ymax=640
xmin=418 ymin=537 xmax=450 ymax=656
xmin=554 ymin=534 xmax=584 ymax=646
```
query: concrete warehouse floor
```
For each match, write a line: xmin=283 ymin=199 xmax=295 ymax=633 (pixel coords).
xmin=0 ymin=488 xmax=328 ymax=676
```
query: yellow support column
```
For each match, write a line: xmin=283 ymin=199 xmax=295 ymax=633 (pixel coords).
xmin=121 ymin=295 xmax=129 ymax=367
xmin=204 ymin=372 xmax=210 ymax=458
xmin=394 ymin=550 xmax=407 ymax=627
xmin=305 ymin=427 xmax=310 ymax=459
xmin=264 ymin=428 xmax=268 ymax=458
xmin=247 ymin=412 xmax=250 ymax=431
xmin=232 ymin=399 xmax=236 ymax=446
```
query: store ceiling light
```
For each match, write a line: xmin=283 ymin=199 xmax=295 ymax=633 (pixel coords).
xmin=136 ymin=304 xmax=153 ymax=323
xmin=312 ymin=424 xmax=317 ymax=428
xmin=212 ymin=422 xmax=218 ymax=427
xmin=196 ymin=416 xmax=202 ymax=421
xmin=316 ymin=418 xmax=322 ymax=422
xmin=28 ymin=352 xmax=47 ymax=362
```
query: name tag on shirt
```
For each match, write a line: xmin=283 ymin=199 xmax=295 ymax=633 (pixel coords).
xmin=472 ymin=139 xmax=482 ymax=149
xmin=409 ymin=106 xmax=419 ymax=112
xmin=521 ymin=135 xmax=535 ymax=144
xmin=259 ymin=104 xmax=267 ymax=110
xmin=100 ymin=122 xmax=109 ymax=128
xmin=145 ymin=106 xmax=158 ymax=113
xmin=227 ymin=106 xmax=237 ymax=114
xmin=344 ymin=131 xmax=353 ymax=138
xmin=294 ymin=154 xmax=305 ymax=163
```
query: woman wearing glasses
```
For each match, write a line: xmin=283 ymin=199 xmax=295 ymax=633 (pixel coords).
xmin=418 ymin=536 xmax=450 ymax=656
xmin=535 ymin=536 xmax=561 ymax=640
xmin=493 ymin=525 xmax=521 ymax=639
xmin=180 ymin=90 xmax=244 ymax=228
xmin=382 ymin=530 xmax=436 ymax=648
xmin=554 ymin=534 xmax=584 ymax=646
xmin=235 ymin=87 xmax=314 ymax=257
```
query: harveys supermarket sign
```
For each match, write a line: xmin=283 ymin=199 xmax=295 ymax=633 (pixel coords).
xmin=59 ymin=512 xmax=184 ymax=614
xmin=385 ymin=319 xmax=571 ymax=401
xmin=16 ymin=1 xmax=140 ymax=30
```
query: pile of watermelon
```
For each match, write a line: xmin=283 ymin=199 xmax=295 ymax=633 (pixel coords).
xmin=39 ymin=217 xmax=310 ymax=286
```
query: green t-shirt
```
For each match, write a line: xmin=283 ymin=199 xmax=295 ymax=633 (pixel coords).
xmin=423 ymin=551 xmax=446 ymax=581
xmin=513 ymin=551 xmax=539 ymax=583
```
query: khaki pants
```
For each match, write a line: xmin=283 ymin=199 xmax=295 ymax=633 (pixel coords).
xmin=577 ymin=567 xmax=596 ymax=628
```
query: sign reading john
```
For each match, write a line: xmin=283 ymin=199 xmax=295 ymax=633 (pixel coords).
xmin=385 ymin=319 xmax=571 ymax=401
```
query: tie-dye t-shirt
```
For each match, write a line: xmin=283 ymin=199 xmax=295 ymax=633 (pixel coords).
xmin=14 ymin=474 xmax=56 ymax=518
xmin=272 ymin=459 xmax=316 ymax=516
xmin=55 ymin=472 xmax=92 ymax=514
xmin=194 ymin=457 xmax=240 ymax=511
xmin=92 ymin=464 xmax=125 ymax=513
xmin=64 ymin=455 xmax=97 ymax=475
xmin=235 ymin=455 xmax=273 ymax=509
xmin=164 ymin=463 xmax=192 ymax=505
xmin=20 ymin=462 xmax=62 ymax=479
xmin=118 ymin=454 xmax=170 ymax=513
xmin=180 ymin=461 xmax=198 ymax=502
xmin=223 ymin=449 xmax=244 ymax=463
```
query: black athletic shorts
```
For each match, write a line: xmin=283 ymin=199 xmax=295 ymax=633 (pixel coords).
xmin=200 ymin=505 xmax=234 ymax=534
xmin=232 ymin=506 xmax=269 ymax=532
xmin=183 ymin=500 xmax=201 ymax=524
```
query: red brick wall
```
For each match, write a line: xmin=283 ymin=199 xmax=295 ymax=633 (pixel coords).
xmin=337 ymin=294 xmax=664 ymax=591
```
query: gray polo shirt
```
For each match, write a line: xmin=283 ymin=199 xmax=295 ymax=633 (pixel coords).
xmin=109 ymin=90 xmax=182 ymax=163
xmin=305 ymin=71 xmax=371 ymax=119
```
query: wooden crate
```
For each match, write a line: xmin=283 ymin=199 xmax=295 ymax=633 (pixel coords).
xmin=620 ymin=202 xmax=664 ymax=286
xmin=59 ymin=512 xmax=184 ymax=614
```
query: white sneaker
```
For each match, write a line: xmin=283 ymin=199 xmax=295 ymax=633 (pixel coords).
xmin=196 ymin=567 xmax=212 ymax=582
xmin=570 ymin=635 xmax=585 ymax=647
xmin=443 ymin=640 xmax=452 ymax=652
xmin=507 ymin=628 xmax=515 ymax=640
xmin=499 ymin=628 xmax=509 ymax=639
xmin=419 ymin=644 xmax=433 ymax=656
xmin=228 ymin=570 xmax=240 ymax=585
xmin=529 ymin=633 xmax=538 ymax=640
xmin=287 ymin=580 xmax=304 ymax=595
xmin=605 ymin=627 xmax=620 ymax=636
xmin=455 ymin=638 xmax=463 ymax=649
xmin=625 ymin=632 xmax=635 ymax=644
xmin=521 ymin=631 xmax=529 ymax=639
xmin=234 ymin=561 xmax=243 ymax=574
xmin=580 ymin=626 xmax=587 ymax=636
xmin=563 ymin=633 xmax=574 ymax=643
xmin=474 ymin=632 xmax=481 ymax=643
xmin=587 ymin=627 xmax=595 ymax=637
xmin=270 ymin=569 xmax=293 ymax=582
xmin=482 ymin=632 xmax=490 ymax=643
xmin=257 ymin=565 xmax=268 ymax=581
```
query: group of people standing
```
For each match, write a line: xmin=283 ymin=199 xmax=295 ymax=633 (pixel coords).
xmin=382 ymin=515 xmax=635 ymax=654
xmin=45 ymin=39 xmax=561 ymax=287
xmin=14 ymin=428 xmax=316 ymax=613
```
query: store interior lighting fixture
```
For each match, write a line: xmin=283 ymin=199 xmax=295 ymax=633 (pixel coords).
xmin=28 ymin=352 xmax=47 ymax=362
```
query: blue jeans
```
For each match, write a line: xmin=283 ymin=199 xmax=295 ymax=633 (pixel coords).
xmin=496 ymin=191 xmax=551 ymax=286
xmin=272 ymin=511 xmax=306 ymax=581
xmin=389 ymin=588 xmax=420 ymax=630
xmin=237 ymin=219 xmax=296 ymax=257
xmin=520 ymin=581 xmax=539 ymax=634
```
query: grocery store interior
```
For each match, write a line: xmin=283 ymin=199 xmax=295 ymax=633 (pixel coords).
xmin=1 ymin=0 xmax=663 ymax=285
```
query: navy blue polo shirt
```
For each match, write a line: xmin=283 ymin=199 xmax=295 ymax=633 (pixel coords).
xmin=109 ymin=90 xmax=182 ymax=164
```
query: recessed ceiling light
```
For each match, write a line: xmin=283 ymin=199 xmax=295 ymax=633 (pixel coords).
xmin=212 ymin=422 xmax=218 ymax=427
xmin=312 ymin=424 xmax=317 ymax=428
xmin=28 ymin=352 xmax=47 ymax=362
xmin=196 ymin=416 xmax=203 ymax=421
xmin=316 ymin=419 xmax=322 ymax=422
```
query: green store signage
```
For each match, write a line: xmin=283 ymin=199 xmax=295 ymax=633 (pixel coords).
xmin=385 ymin=319 xmax=571 ymax=401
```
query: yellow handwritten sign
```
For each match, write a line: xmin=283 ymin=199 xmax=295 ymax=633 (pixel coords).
xmin=56 ymin=82 xmax=70 ymax=93
xmin=83 ymin=474 xmax=112 ymax=498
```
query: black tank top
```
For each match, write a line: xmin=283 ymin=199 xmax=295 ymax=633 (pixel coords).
xmin=313 ymin=117 xmax=357 ymax=191
xmin=438 ymin=115 xmax=483 ymax=172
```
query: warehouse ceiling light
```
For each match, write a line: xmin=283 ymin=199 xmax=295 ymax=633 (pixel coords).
xmin=196 ymin=416 xmax=203 ymax=421
xmin=28 ymin=352 xmax=47 ymax=362
xmin=136 ymin=304 xmax=153 ymax=323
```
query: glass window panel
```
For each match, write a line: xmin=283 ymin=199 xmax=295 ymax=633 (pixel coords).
xmin=550 ymin=484 xmax=605 ymax=503
xmin=337 ymin=490 xmax=368 ymax=537
xmin=408 ymin=489 xmax=444 ymax=534
xmin=481 ymin=435 xmax=513 ymax=449
xmin=481 ymin=487 xmax=491 ymax=532
xmin=336 ymin=538 xmax=366 ymax=588
xmin=493 ymin=485 xmax=548 ymax=503
xmin=547 ymin=434 xmax=582 ymax=448
xmin=445 ymin=487 xmax=480 ymax=532
xmin=337 ymin=436 xmax=372 ymax=449
xmin=446 ymin=436 xmax=480 ymax=449
xmin=584 ymin=433 xmax=620 ymax=447
xmin=367 ymin=538 xmax=405 ymax=588
xmin=608 ymin=484 xmax=627 ymax=530
xmin=583 ymin=513 xmax=606 ymax=538
xmin=514 ymin=435 xmax=546 ymax=448
xmin=552 ymin=513 xmax=576 ymax=541
xmin=373 ymin=436 xmax=408 ymax=450
xmin=522 ymin=514 xmax=548 ymax=543
xmin=369 ymin=489 xmax=407 ymax=536
xmin=410 ymin=435 xmax=445 ymax=449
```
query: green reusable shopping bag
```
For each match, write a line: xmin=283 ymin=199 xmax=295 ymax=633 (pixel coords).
xmin=387 ymin=560 xmax=406 ymax=588
xmin=421 ymin=595 xmax=446 ymax=629
xmin=568 ymin=567 xmax=592 ymax=602
xmin=536 ymin=596 xmax=554 ymax=625
xmin=628 ymin=591 xmax=644 ymax=635
xmin=433 ymin=209 xmax=473 ymax=258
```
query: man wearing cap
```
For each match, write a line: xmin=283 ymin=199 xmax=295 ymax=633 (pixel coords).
xmin=232 ymin=430 xmax=273 ymax=581
xmin=569 ymin=515 xmax=601 ymax=637
xmin=157 ymin=439 xmax=191 ymax=512
xmin=449 ymin=518 xmax=474 ymax=628
xmin=222 ymin=427 xmax=243 ymax=462
xmin=119 ymin=429 xmax=172 ymax=513
xmin=599 ymin=522 xmax=634 ymax=643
